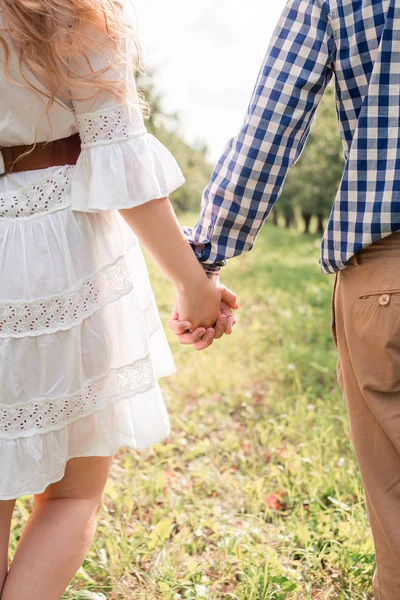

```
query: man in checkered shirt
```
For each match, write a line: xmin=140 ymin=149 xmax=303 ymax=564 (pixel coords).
xmin=175 ymin=0 xmax=400 ymax=596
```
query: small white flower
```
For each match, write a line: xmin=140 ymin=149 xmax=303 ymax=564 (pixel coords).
xmin=195 ymin=584 xmax=209 ymax=597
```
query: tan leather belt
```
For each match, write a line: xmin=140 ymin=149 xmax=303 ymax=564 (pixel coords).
xmin=0 ymin=133 xmax=81 ymax=175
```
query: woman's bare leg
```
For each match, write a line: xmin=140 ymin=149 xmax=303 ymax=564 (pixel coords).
xmin=2 ymin=455 xmax=113 ymax=600
xmin=0 ymin=500 xmax=16 ymax=595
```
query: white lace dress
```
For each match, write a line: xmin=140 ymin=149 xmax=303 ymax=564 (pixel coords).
xmin=0 ymin=4 xmax=184 ymax=499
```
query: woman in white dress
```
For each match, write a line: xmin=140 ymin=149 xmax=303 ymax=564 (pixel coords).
xmin=0 ymin=1 xmax=236 ymax=598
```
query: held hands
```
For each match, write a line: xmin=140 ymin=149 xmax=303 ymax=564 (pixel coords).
xmin=169 ymin=282 xmax=238 ymax=350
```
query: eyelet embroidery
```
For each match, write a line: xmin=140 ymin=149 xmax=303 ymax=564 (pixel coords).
xmin=0 ymin=166 xmax=74 ymax=220
xmin=0 ymin=255 xmax=133 ymax=338
xmin=0 ymin=356 xmax=156 ymax=438
xmin=77 ymin=104 xmax=146 ymax=148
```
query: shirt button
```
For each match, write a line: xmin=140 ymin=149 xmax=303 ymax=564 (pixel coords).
xmin=379 ymin=294 xmax=390 ymax=306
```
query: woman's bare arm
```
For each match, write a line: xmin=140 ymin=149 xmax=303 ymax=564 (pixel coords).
xmin=119 ymin=197 xmax=221 ymax=330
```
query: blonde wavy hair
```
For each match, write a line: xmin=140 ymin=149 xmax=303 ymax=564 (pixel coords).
xmin=0 ymin=0 xmax=143 ymax=109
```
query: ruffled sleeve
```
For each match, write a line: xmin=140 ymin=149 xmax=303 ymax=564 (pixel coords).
xmin=70 ymin=3 xmax=184 ymax=212
xmin=71 ymin=103 xmax=185 ymax=212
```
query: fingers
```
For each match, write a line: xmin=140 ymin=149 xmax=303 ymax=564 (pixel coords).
xmin=170 ymin=304 xmax=236 ymax=348
xmin=219 ymin=301 xmax=237 ymax=335
xmin=193 ymin=328 xmax=215 ymax=351
xmin=219 ymin=285 xmax=239 ymax=310
xmin=173 ymin=325 xmax=215 ymax=350
xmin=213 ymin=314 xmax=227 ymax=340
xmin=169 ymin=305 xmax=215 ymax=347
xmin=169 ymin=319 xmax=193 ymax=335
xmin=177 ymin=327 xmax=207 ymax=345
xmin=226 ymin=314 xmax=236 ymax=335
xmin=168 ymin=304 xmax=193 ymax=335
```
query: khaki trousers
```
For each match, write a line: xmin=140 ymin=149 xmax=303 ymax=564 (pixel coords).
xmin=332 ymin=231 xmax=400 ymax=599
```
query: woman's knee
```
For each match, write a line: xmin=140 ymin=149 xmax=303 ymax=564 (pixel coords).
xmin=34 ymin=455 xmax=113 ymax=505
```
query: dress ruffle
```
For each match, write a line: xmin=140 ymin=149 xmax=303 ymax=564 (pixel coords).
xmin=0 ymin=381 xmax=171 ymax=500
xmin=70 ymin=132 xmax=185 ymax=212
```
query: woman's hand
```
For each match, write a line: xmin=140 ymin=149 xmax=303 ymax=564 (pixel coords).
xmin=174 ymin=277 xmax=222 ymax=332
xmin=170 ymin=283 xmax=238 ymax=350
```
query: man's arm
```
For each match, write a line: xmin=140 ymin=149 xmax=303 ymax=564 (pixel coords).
xmin=184 ymin=0 xmax=336 ymax=273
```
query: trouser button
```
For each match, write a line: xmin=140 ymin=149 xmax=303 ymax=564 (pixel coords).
xmin=379 ymin=294 xmax=390 ymax=306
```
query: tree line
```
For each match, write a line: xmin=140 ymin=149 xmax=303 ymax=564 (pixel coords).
xmin=137 ymin=72 xmax=212 ymax=214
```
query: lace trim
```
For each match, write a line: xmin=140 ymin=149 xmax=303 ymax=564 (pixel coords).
xmin=0 ymin=166 xmax=74 ymax=220
xmin=77 ymin=103 xmax=146 ymax=148
xmin=0 ymin=356 xmax=156 ymax=439
xmin=0 ymin=255 xmax=132 ymax=338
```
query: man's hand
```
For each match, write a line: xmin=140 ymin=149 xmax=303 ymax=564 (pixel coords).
xmin=169 ymin=284 xmax=238 ymax=350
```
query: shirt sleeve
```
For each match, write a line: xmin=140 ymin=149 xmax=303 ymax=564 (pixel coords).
xmin=183 ymin=0 xmax=336 ymax=273
xmin=70 ymin=2 xmax=185 ymax=212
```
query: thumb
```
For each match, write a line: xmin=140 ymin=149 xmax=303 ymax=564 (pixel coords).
xmin=220 ymin=285 xmax=239 ymax=310
xmin=169 ymin=302 xmax=192 ymax=334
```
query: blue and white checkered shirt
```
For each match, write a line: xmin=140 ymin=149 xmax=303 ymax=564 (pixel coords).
xmin=183 ymin=0 xmax=400 ymax=275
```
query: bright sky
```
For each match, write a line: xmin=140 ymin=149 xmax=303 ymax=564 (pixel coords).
xmin=131 ymin=0 xmax=287 ymax=161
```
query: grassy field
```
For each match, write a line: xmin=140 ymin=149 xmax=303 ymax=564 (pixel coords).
xmin=10 ymin=220 xmax=374 ymax=599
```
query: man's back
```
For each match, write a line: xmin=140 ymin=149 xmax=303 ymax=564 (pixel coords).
xmin=323 ymin=0 xmax=400 ymax=272
xmin=330 ymin=0 xmax=388 ymax=155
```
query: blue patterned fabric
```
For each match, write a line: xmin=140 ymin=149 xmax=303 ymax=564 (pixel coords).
xmin=184 ymin=0 xmax=400 ymax=275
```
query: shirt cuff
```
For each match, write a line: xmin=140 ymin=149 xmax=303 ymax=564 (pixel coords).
xmin=204 ymin=269 xmax=220 ymax=281
xmin=200 ymin=263 xmax=222 ymax=281
xmin=182 ymin=227 xmax=225 ymax=279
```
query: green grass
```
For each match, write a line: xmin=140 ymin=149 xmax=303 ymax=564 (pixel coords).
xmin=10 ymin=220 xmax=374 ymax=599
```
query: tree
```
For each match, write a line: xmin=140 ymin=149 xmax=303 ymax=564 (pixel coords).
xmin=137 ymin=71 xmax=212 ymax=213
